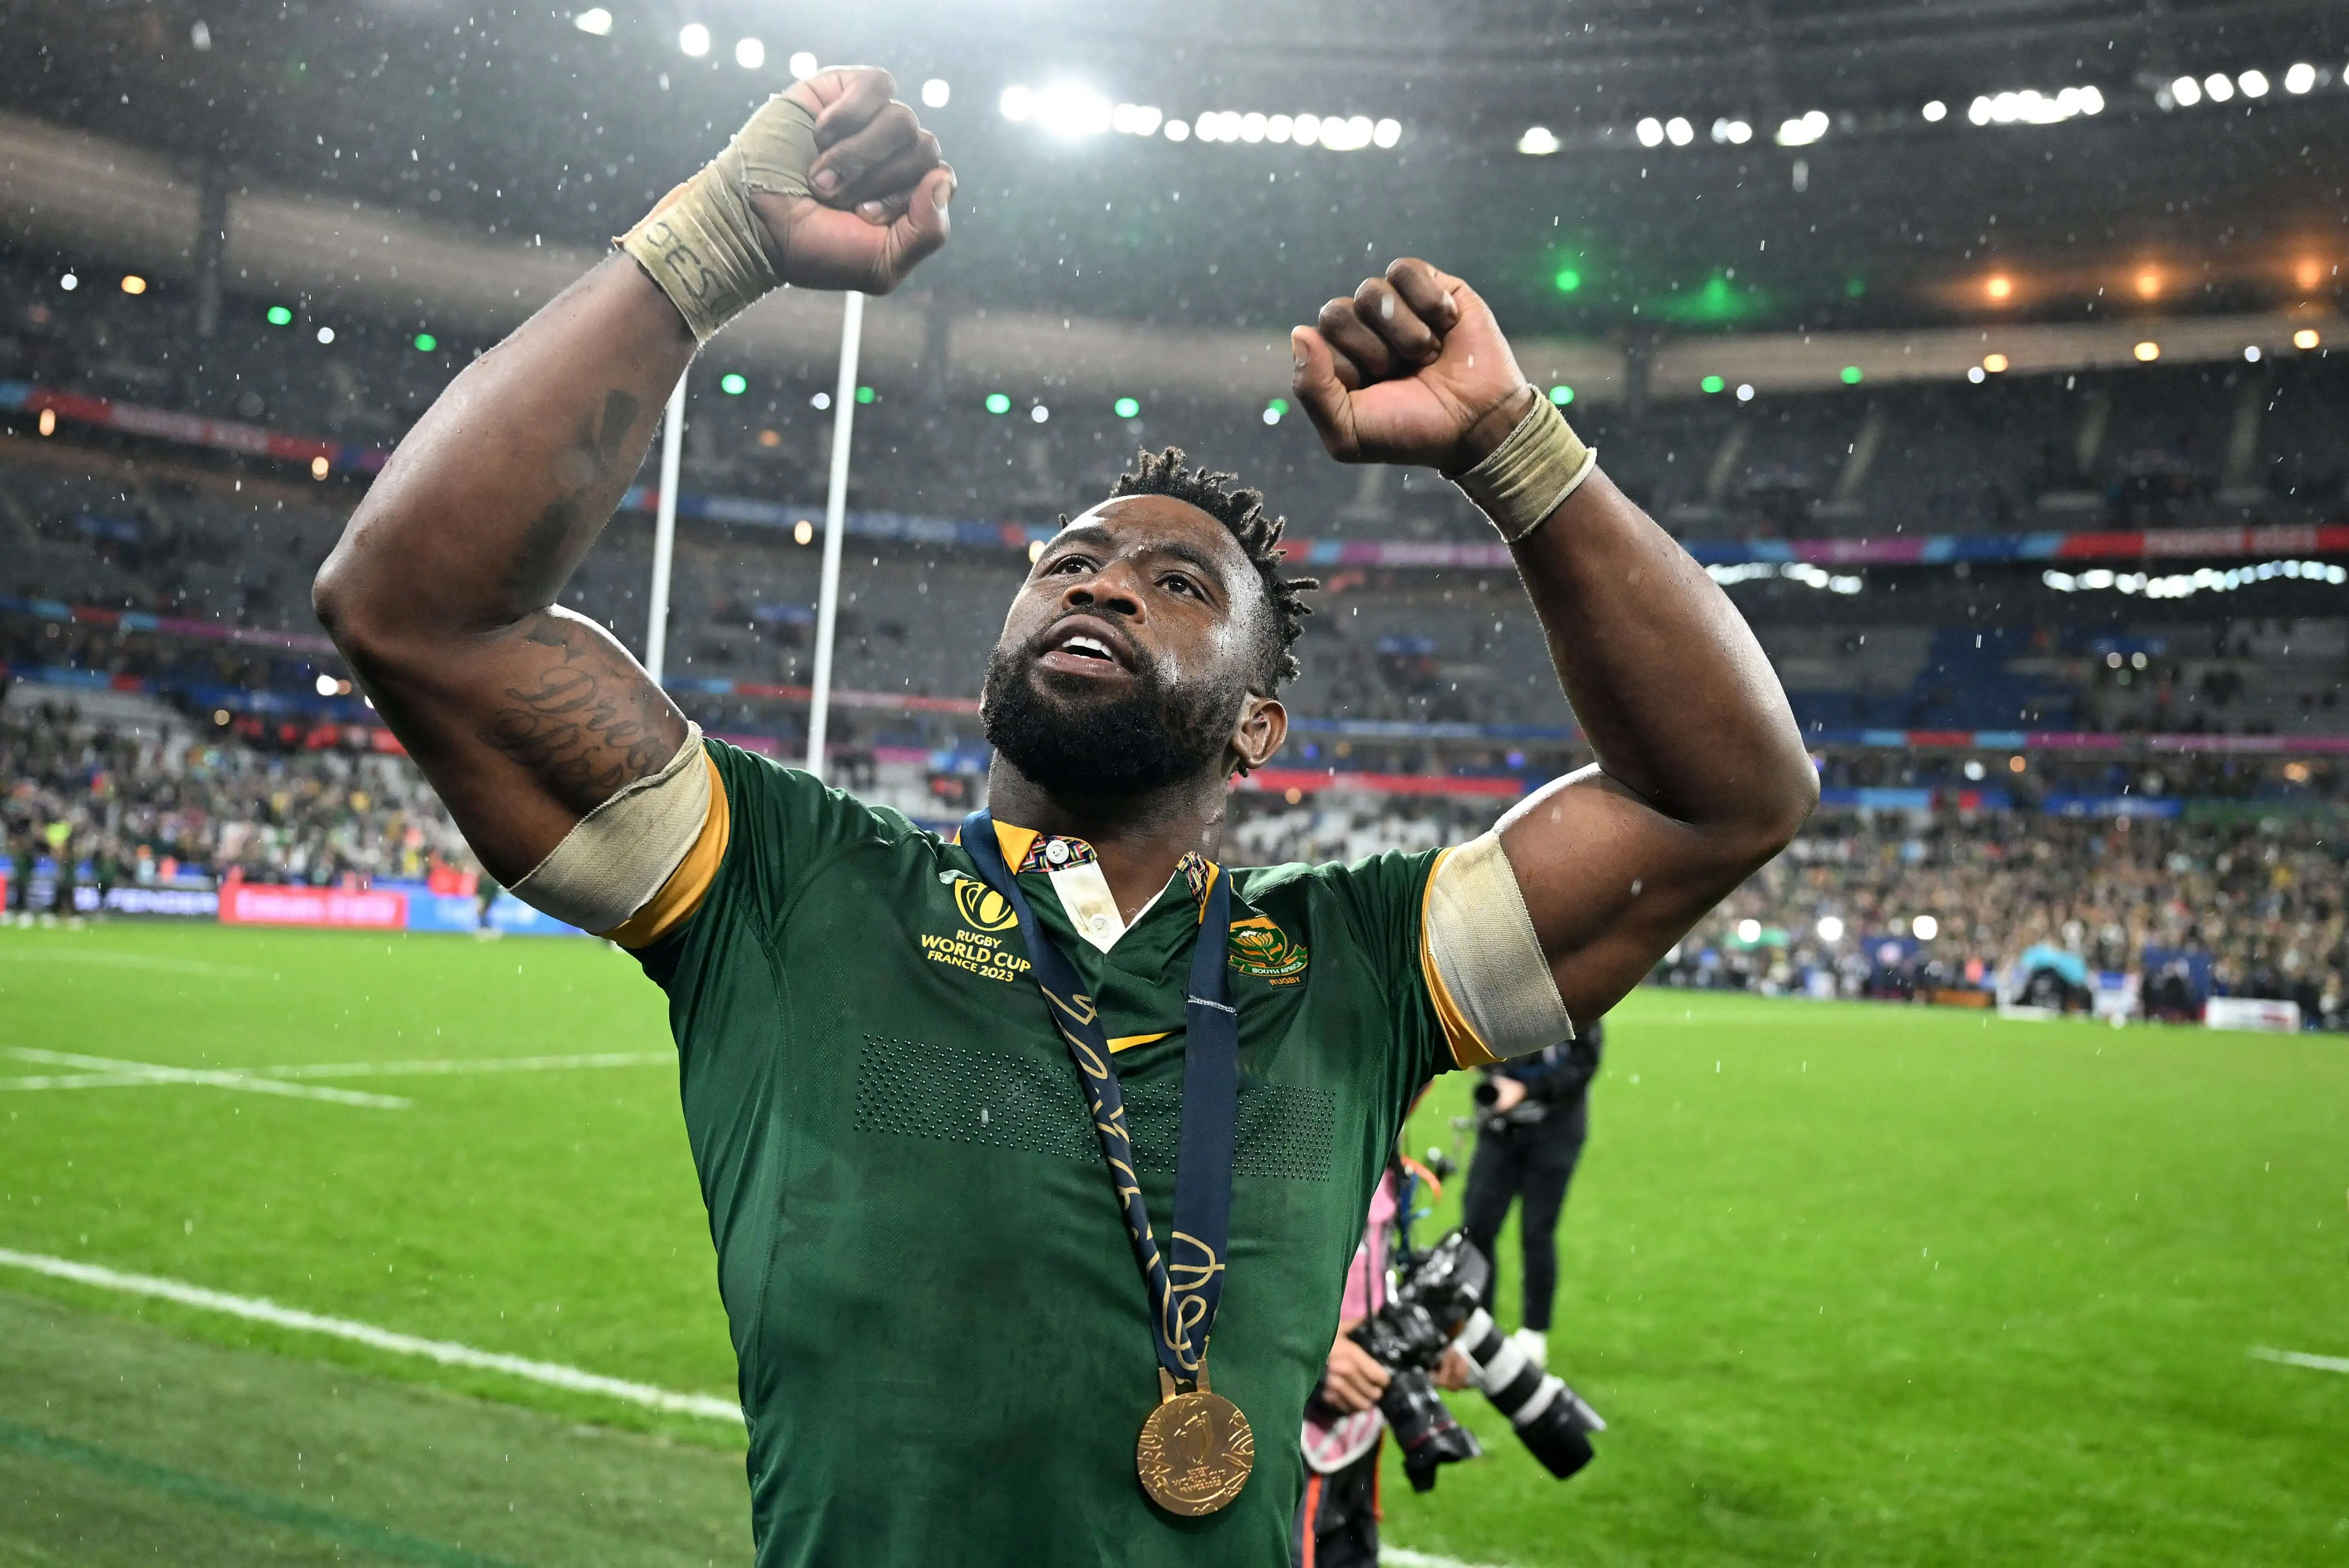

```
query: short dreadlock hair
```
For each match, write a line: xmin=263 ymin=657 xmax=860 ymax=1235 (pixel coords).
xmin=1100 ymin=447 xmax=1318 ymax=690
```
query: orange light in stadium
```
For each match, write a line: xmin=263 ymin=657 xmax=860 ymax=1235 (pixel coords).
xmin=2295 ymin=258 xmax=2325 ymax=291
xmin=2133 ymin=340 xmax=2160 ymax=362
xmin=2294 ymin=327 xmax=2320 ymax=350
xmin=1984 ymin=275 xmax=2013 ymax=302
xmin=119 ymin=274 xmax=147 ymax=295
xmin=311 ymin=455 xmax=331 ymax=479
xmin=2134 ymin=270 xmax=2160 ymax=298
xmin=2008 ymin=755 xmax=2027 ymax=773
xmin=37 ymin=408 xmax=55 ymax=436
xmin=794 ymin=519 xmax=815 ymax=545
xmin=2283 ymin=762 xmax=2312 ymax=783
xmin=757 ymin=428 xmax=782 ymax=447
xmin=1982 ymin=352 xmax=2009 ymax=373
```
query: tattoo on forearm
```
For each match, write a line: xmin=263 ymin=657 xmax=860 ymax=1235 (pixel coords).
xmin=479 ymin=615 xmax=676 ymax=810
xmin=500 ymin=388 xmax=645 ymax=604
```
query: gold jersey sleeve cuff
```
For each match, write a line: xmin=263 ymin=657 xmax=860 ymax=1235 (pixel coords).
xmin=1450 ymin=394 xmax=1599 ymax=544
xmin=505 ymin=725 xmax=721 ymax=941
xmin=1417 ymin=834 xmax=1574 ymax=1069
xmin=599 ymin=752 xmax=731 ymax=949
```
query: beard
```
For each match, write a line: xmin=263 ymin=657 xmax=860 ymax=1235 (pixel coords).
xmin=980 ymin=635 xmax=1247 ymax=799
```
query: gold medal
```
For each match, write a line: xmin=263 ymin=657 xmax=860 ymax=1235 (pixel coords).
xmin=1136 ymin=1364 xmax=1253 ymax=1516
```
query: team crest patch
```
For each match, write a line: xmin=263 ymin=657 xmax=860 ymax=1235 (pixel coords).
xmin=1228 ymin=915 xmax=1308 ymax=982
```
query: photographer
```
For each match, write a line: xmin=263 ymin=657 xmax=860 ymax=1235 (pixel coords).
xmin=1295 ymin=1168 xmax=1399 ymax=1568
xmin=1461 ymin=1016 xmax=1605 ymax=1371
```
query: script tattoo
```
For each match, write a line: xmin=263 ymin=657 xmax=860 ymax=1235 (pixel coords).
xmin=501 ymin=389 xmax=642 ymax=604
xmin=480 ymin=613 xmax=676 ymax=813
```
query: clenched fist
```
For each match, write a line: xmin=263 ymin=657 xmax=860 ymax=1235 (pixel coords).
xmin=748 ymin=67 xmax=954 ymax=294
xmin=1289 ymin=258 xmax=1538 ymax=475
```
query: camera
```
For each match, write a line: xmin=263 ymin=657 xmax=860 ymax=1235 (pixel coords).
xmin=1345 ymin=1229 xmax=1604 ymax=1492
xmin=1470 ymin=1075 xmax=1550 ymax=1134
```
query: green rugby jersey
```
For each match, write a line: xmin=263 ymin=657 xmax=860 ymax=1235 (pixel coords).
xmin=633 ymin=738 xmax=1465 ymax=1568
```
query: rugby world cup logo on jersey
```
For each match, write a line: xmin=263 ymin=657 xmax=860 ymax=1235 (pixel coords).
xmin=923 ymin=872 xmax=1030 ymax=982
xmin=1227 ymin=915 xmax=1308 ymax=982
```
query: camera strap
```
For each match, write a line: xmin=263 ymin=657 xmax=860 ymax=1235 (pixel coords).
xmin=960 ymin=809 xmax=1240 ymax=1392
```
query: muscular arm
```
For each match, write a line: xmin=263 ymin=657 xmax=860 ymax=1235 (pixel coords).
xmin=1291 ymin=260 xmax=1817 ymax=1025
xmin=312 ymin=70 xmax=949 ymax=883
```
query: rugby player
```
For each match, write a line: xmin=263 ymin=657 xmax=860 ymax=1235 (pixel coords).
xmin=314 ymin=67 xmax=1817 ymax=1568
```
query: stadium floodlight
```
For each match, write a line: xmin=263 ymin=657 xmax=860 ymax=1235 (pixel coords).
xmin=1736 ymin=919 xmax=1762 ymax=944
xmin=1635 ymin=117 xmax=1665 ymax=148
xmin=1922 ymin=99 xmax=1948 ymax=121
xmin=1114 ymin=397 xmax=1141 ymax=419
xmin=1005 ymin=84 xmax=1113 ymax=138
xmin=1816 ymin=916 xmax=1845 ymax=943
xmin=1776 ymin=110 xmax=1829 ymax=145
xmin=573 ymin=9 xmax=613 ymax=36
xmin=794 ymin=519 xmax=814 ymax=545
xmin=1031 ymin=404 xmax=1050 ymax=423
xmin=1963 ymin=760 xmax=1987 ymax=781
xmin=58 ymin=271 xmax=77 ymax=291
xmin=2284 ymin=62 xmax=2316 ymax=94
xmin=1164 ymin=118 xmax=1190 ymax=141
xmin=1240 ymin=112 xmax=1268 ymax=143
xmin=1913 ymin=915 xmax=1939 ymax=941
xmin=2236 ymin=69 xmax=2269 ymax=97
xmin=1267 ymin=114 xmax=1295 ymax=143
xmin=984 ymin=392 xmax=1012 ymax=414
xmin=1735 ymin=383 xmax=1755 ymax=401
xmin=1373 ymin=119 xmax=1402 ymax=148
xmin=120 ymin=274 xmax=147 ymax=295
xmin=1967 ymin=366 xmax=1986 ymax=383
xmin=314 ymin=674 xmax=338 ymax=697
xmin=2202 ymin=73 xmax=2233 ymax=103
xmin=191 ymin=18 xmax=212 ymax=49
xmin=2294 ymin=327 xmax=2321 ymax=349
xmin=921 ymin=79 xmax=950 ymax=108
xmin=811 ymin=391 xmax=830 ymax=410
xmin=1000 ymin=85 xmax=1033 ymax=122
xmin=2243 ymin=344 xmax=2263 ymax=362
xmin=2133 ymin=340 xmax=2160 ymax=361
xmin=311 ymin=455 xmax=330 ymax=479
xmin=1517 ymin=126 xmax=1560 ymax=155
xmin=789 ymin=52 xmax=818 ymax=81
xmin=1112 ymin=103 xmax=1163 ymax=137
xmin=678 ymin=23 xmax=710 ymax=57
xmin=316 ymin=326 xmax=335 ymax=344
xmin=2169 ymin=74 xmax=2200 ymax=106
xmin=1726 ymin=118 xmax=1752 ymax=143
xmin=1983 ymin=352 xmax=2009 ymax=372
xmin=735 ymin=38 xmax=765 ymax=69
xmin=1664 ymin=116 xmax=1694 ymax=146
xmin=1293 ymin=113 xmax=1322 ymax=146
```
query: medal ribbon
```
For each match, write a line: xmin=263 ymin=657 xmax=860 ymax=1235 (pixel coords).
xmin=961 ymin=809 xmax=1240 ymax=1389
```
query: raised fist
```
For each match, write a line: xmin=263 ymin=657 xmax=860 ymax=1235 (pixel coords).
xmin=748 ymin=67 xmax=954 ymax=294
xmin=1289 ymin=259 xmax=1537 ymax=474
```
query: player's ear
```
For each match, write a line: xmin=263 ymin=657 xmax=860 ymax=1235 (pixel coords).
xmin=1228 ymin=694 xmax=1287 ymax=775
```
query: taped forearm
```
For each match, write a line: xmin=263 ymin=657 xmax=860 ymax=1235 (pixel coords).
xmin=1420 ymin=832 xmax=1575 ymax=1066
xmin=617 ymin=94 xmax=822 ymax=342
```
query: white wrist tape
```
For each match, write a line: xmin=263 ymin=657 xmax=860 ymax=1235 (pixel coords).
xmin=618 ymin=94 xmax=822 ymax=343
xmin=1451 ymin=395 xmax=1599 ymax=544
xmin=1423 ymin=831 xmax=1574 ymax=1061
xmin=508 ymin=723 xmax=709 ymax=934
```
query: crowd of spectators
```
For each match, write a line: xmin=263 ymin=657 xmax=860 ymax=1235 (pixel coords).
xmin=2 ymin=697 xmax=477 ymax=912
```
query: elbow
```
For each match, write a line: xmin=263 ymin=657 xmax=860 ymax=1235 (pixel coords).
xmin=1740 ymin=751 xmax=1819 ymax=867
xmin=311 ymin=531 xmax=403 ymax=668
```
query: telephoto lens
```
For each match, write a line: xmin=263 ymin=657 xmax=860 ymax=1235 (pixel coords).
xmin=1451 ymin=1307 xmax=1605 ymax=1479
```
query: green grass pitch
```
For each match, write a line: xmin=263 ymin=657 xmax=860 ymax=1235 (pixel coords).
xmin=1 ymin=921 xmax=2343 ymax=1565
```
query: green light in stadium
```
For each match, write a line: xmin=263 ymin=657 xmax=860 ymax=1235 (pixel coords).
xmin=1840 ymin=365 xmax=1864 ymax=385
xmin=985 ymin=392 xmax=1012 ymax=414
xmin=412 ymin=332 xmax=437 ymax=352
xmin=719 ymin=373 xmax=748 ymax=395
xmin=1114 ymin=397 xmax=1141 ymax=419
xmin=1701 ymin=374 xmax=1726 ymax=394
xmin=1548 ymin=384 xmax=1574 ymax=406
xmin=266 ymin=305 xmax=292 ymax=326
xmin=1267 ymin=398 xmax=1289 ymax=414
xmin=856 ymin=385 xmax=875 ymax=405
xmin=1553 ymin=267 xmax=1582 ymax=293
xmin=1845 ymin=277 xmax=1868 ymax=298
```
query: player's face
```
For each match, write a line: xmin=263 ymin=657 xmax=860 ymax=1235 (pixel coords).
xmin=979 ymin=496 xmax=1269 ymax=795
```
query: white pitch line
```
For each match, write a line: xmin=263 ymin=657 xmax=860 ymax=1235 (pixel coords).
xmin=2252 ymin=1345 xmax=2349 ymax=1375
xmin=1383 ymin=1549 xmax=1518 ymax=1568
xmin=0 ymin=948 xmax=267 ymax=979
xmin=0 ymin=1050 xmax=411 ymax=1110
xmin=0 ymin=1247 xmax=743 ymax=1425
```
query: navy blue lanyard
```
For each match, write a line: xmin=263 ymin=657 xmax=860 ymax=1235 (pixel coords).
xmin=961 ymin=809 xmax=1240 ymax=1389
